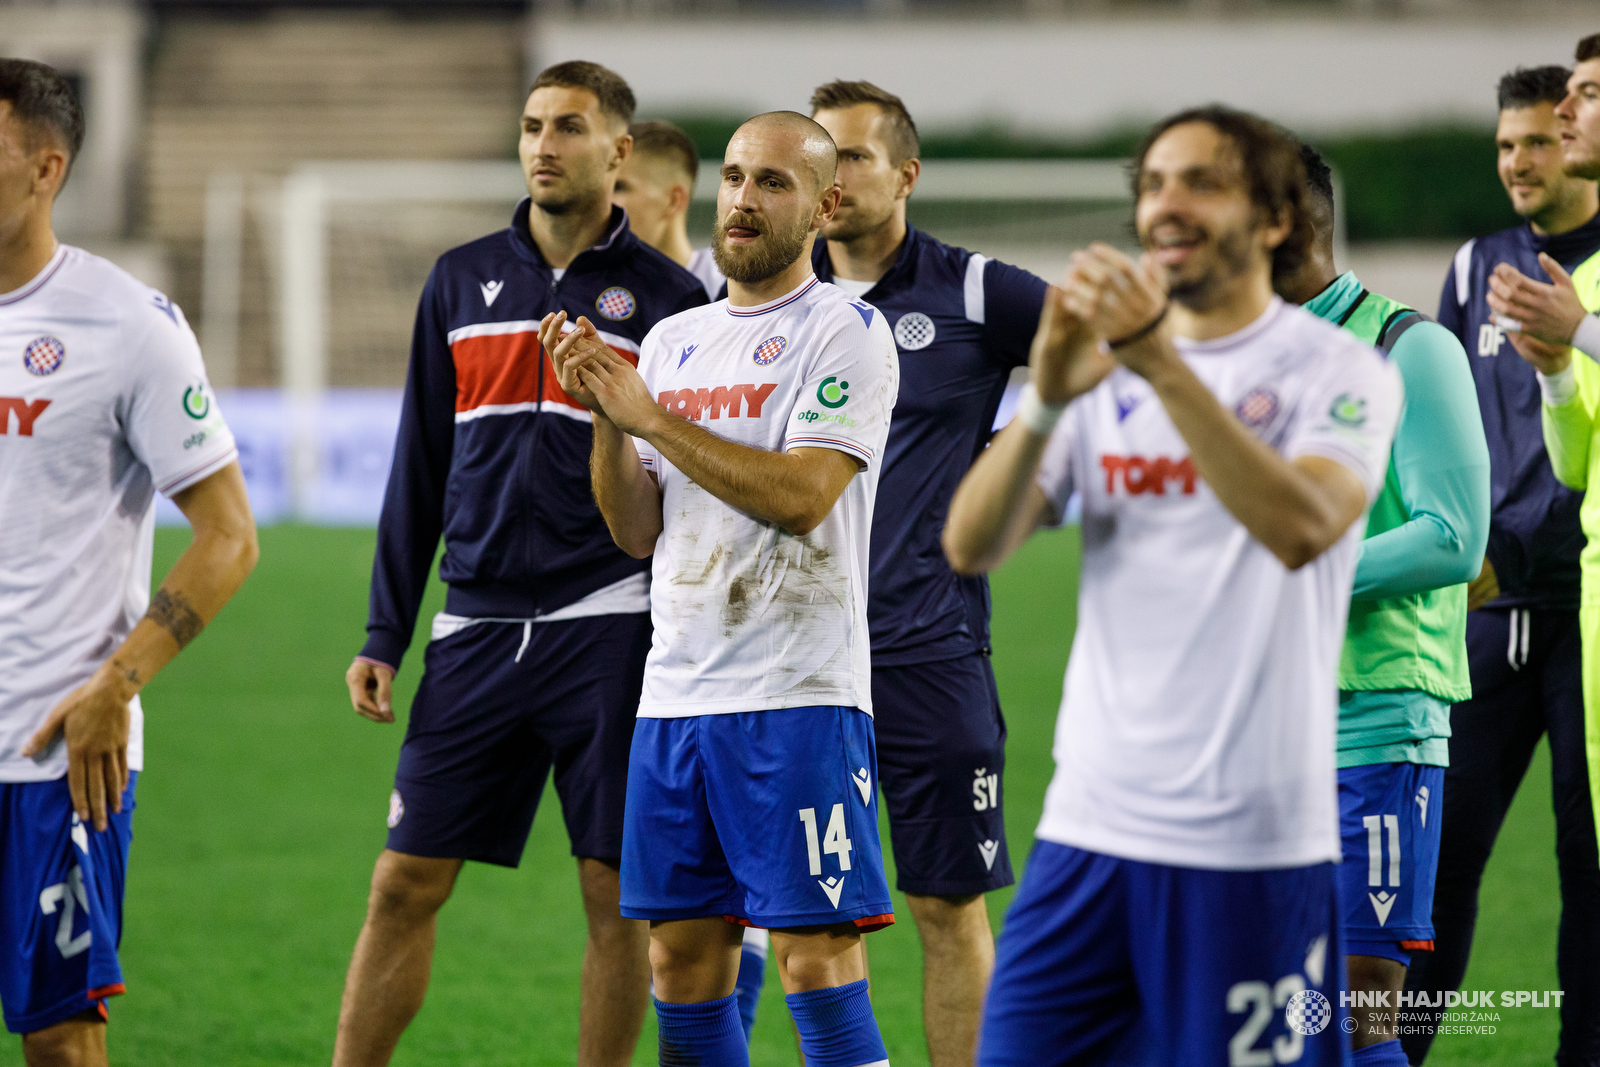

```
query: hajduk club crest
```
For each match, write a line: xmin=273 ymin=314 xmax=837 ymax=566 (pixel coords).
xmin=22 ymin=335 xmax=65 ymax=376
xmin=595 ymin=287 xmax=636 ymax=320
xmin=753 ymin=336 xmax=788 ymax=366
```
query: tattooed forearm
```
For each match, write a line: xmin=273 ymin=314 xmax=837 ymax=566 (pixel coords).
xmin=109 ymin=657 xmax=143 ymax=686
xmin=147 ymin=588 xmax=205 ymax=649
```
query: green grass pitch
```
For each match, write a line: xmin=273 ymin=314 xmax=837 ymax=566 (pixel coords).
xmin=91 ymin=525 xmax=1562 ymax=1065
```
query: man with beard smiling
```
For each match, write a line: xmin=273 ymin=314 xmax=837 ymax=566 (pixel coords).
xmin=1398 ymin=59 xmax=1600 ymax=1066
xmin=543 ymin=110 xmax=899 ymax=1067
xmin=798 ymin=80 xmax=1048 ymax=1067
xmin=334 ymin=61 xmax=705 ymax=1067
xmin=944 ymin=106 xmax=1401 ymax=1065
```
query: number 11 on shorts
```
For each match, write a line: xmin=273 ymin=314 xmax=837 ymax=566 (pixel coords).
xmin=799 ymin=805 xmax=854 ymax=875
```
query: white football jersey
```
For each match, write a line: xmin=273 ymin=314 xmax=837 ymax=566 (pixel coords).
xmin=633 ymin=275 xmax=898 ymax=717
xmin=0 ymin=245 xmax=237 ymax=782
xmin=1035 ymin=299 xmax=1402 ymax=870
xmin=686 ymin=247 xmax=726 ymax=302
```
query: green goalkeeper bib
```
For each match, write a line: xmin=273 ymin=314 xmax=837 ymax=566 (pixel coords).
xmin=1336 ymin=289 xmax=1472 ymax=701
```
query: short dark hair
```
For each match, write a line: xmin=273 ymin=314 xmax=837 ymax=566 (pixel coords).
xmin=809 ymin=80 xmax=919 ymax=165
xmin=1299 ymin=142 xmax=1334 ymax=215
xmin=1578 ymin=33 xmax=1600 ymax=64
xmin=529 ymin=60 xmax=635 ymax=127
xmin=1131 ymin=105 xmax=1313 ymax=284
xmin=629 ymin=120 xmax=698 ymax=186
xmin=1498 ymin=66 xmax=1572 ymax=110
xmin=0 ymin=59 xmax=84 ymax=179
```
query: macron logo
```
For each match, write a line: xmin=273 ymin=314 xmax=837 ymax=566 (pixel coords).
xmin=818 ymin=875 xmax=846 ymax=908
xmin=677 ymin=343 xmax=699 ymax=368
xmin=480 ymin=280 xmax=504 ymax=307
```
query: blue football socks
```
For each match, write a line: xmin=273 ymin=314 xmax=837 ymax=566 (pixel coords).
xmin=734 ymin=927 xmax=769 ymax=1041
xmin=785 ymin=980 xmax=890 ymax=1067
xmin=1352 ymin=1038 xmax=1409 ymax=1065
xmin=655 ymin=994 xmax=749 ymax=1067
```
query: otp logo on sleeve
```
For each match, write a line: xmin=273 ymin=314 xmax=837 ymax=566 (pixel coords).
xmin=22 ymin=335 xmax=65 ymax=376
xmin=753 ymin=336 xmax=788 ymax=366
xmin=595 ymin=287 xmax=636 ymax=320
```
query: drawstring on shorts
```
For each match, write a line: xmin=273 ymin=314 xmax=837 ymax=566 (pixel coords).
xmin=515 ymin=620 xmax=532 ymax=663
xmin=1507 ymin=609 xmax=1530 ymax=671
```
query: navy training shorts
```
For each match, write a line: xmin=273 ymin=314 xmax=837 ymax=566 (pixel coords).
xmin=387 ymin=612 xmax=650 ymax=867
xmin=872 ymin=652 xmax=1014 ymax=896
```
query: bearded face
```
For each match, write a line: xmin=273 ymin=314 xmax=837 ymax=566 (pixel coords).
xmin=711 ymin=206 xmax=813 ymax=285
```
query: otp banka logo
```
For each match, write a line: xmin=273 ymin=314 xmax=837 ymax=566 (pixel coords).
xmin=1100 ymin=454 xmax=1198 ymax=496
xmin=658 ymin=383 xmax=777 ymax=422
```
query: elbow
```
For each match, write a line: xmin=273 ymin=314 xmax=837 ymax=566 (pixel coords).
xmin=942 ymin=524 xmax=993 ymax=576
xmin=1270 ymin=526 xmax=1330 ymax=572
xmin=778 ymin=508 xmax=827 ymax=538
xmin=613 ymin=531 xmax=656 ymax=559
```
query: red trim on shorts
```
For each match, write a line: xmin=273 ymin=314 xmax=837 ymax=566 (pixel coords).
xmin=1399 ymin=940 xmax=1434 ymax=952
xmin=722 ymin=913 xmax=896 ymax=932
xmin=87 ymin=983 xmax=126 ymax=1002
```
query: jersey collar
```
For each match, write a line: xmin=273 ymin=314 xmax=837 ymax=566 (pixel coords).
xmin=811 ymin=223 xmax=921 ymax=298
xmin=725 ymin=274 xmax=820 ymax=317
xmin=507 ymin=199 xmax=634 ymax=274
xmin=1301 ymin=270 xmax=1362 ymax=325
xmin=1174 ymin=297 xmax=1288 ymax=354
xmin=0 ymin=243 xmax=67 ymax=307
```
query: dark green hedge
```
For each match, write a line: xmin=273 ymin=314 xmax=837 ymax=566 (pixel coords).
xmin=664 ymin=117 xmax=1519 ymax=242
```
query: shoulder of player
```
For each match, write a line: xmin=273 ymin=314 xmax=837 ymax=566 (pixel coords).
xmin=1278 ymin=302 xmax=1394 ymax=373
xmin=52 ymin=245 xmax=193 ymax=338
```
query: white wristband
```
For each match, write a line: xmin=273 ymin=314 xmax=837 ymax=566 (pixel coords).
xmin=1572 ymin=314 xmax=1600 ymax=360
xmin=1017 ymin=382 xmax=1067 ymax=435
xmin=1538 ymin=362 xmax=1579 ymax=407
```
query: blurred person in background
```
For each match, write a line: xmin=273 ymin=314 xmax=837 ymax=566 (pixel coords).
xmin=0 ymin=58 xmax=258 ymax=1067
xmin=776 ymin=79 xmax=1047 ymax=1067
xmin=614 ymin=119 xmax=726 ymax=301
xmin=1276 ymin=142 xmax=1489 ymax=1067
xmin=946 ymin=105 xmax=1400 ymax=1067
xmin=335 ymin=60 xmax=705 ymax=1067
xmin=1403 ymin=55 xmax=1600 ymax=1066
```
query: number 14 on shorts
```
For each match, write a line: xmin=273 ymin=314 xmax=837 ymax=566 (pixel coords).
xmin=799 ymin=805 xmax=855 ymax=907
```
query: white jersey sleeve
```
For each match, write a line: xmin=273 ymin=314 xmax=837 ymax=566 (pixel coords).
xmin=632 ymin=321 xmax=666 ymax=473
xmin=122 ymin=301 xmax=237 ymax=496
xmin=781 ymin=302 xmax=897 ymax=470
xmin=1282 ymin=335 xmax=1403 ymax=502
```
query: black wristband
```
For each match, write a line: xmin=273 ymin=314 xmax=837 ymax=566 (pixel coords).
xmin=1106 ymin=304 xmax=1170 ymax=350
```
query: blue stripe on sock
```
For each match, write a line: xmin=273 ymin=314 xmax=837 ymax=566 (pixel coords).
xmin=784 ymin=980 xmax=888 ymax=1067
xmin=654 ymin=994 xmax=749 ymax=1066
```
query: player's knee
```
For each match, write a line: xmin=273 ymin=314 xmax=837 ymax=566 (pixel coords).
xmin=367 ymin=852 xmax=456 ymax=920
xmin=22 ymin=1013 xmax=106 ymax=1067
xmin=1346 ymin=954 xmax=1406 ymax=995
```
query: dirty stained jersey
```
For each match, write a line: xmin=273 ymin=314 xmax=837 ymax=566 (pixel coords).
xmin=631 ymin=276 xmax=899 ymax=717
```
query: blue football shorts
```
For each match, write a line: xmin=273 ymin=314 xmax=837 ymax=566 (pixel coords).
xmin=980 ymin=841 xmax=1348 ymax=1067
xmin=620 ymin=705 xmax=895 ymax=932
xmin=1337 ymin=761 xmax=1445 ymax=965
xmin=0 ymin=774 xmax=137 ymax=1035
